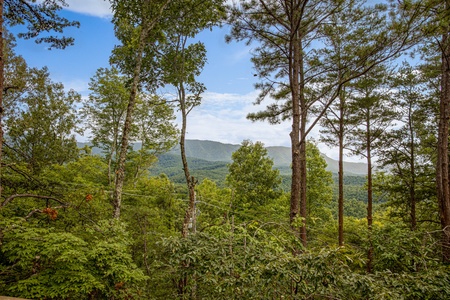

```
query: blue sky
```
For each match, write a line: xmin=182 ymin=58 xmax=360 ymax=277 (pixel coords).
xmin=9 ymin=0 xmax=343 ymax=160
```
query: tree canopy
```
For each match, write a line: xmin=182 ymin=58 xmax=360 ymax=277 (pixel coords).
xmin=1 ymin=0 xmax=450 ymax=298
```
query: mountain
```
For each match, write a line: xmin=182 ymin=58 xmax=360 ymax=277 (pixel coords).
xmin=78 ymin=139 xmax=368 ymax=178
xmin=167 ymin=140 xmax=239 ymax=162
xmin=165 ymin=139 xmax=367 ymax=175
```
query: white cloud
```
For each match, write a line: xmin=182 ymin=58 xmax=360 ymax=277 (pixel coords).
xmin=64 ymin=0 xmax=112 ymax=18
xmin=62 ymin=78 xmax=89 ymax=93
xmin=231 ymin=47 xmax=252 ymax=63
xmin=178 ymin=90 xmax=364 ymax=162
xmin=177 ymin=91 xmax=293 ymax=147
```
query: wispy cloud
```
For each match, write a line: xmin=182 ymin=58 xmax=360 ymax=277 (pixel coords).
xmin=176 ymin=91 xmax=293 ymax=147
xmin=179 ymin=90 xmax=352 ymax=160
xmin=231 ymin=47 xmax=252 ymax=63
xmin=62 ymin=79 xmax=89 ymax=94
xmin=65 ymin=0 xmax=112 ymax=18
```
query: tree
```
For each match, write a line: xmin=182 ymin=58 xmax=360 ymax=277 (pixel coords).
xmin=83 ymin=67 xmax=129 ymax=185
xmin=318 ymin=0 xmax=369 ymax=246
xmin=346 ymin=64 xmax=397 ymax=272
xmin=3 ymin=66 xmax=80 ymax=174
xmin=159 ymin=0 xmax=225 ymax=237
xmin=227 ymin=0 xmax=341 ymax=246
xmin=389 ymin=0 xmax=450 ymax=264
xmin=0 ymin=0 xmax=79 ymax=198
xmin=83 ymin=68 xmax=178 ymax=186
xmin=226 ymin=140 xmax=282 ymax=221
xmin=109 ymin=0 xmax=171 ymax=219
xmin=0 ymin=219 xmax=147 ymax=299
xmin=129 ymin=94 xmax=178 ymax=185
xmin=375 ymin=62 xmax=437 ymax=231
xmin=435 ymin=7 xmax=450 ymax=260
xmin=195 ymin=178 xmax=232 ymax=228
xmin=396 ymin=0 xmax=450 ymax=263
xmin=227 ymin=0 xmax=418 ymax=247
xmin=305 ymin=142 xmax=333 ymax=233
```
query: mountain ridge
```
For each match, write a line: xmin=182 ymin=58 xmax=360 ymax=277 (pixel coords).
xmin=78 ymin=139 xmax=367 ymax=176
xmin=167 ymin=139 xmax=367 ymax=175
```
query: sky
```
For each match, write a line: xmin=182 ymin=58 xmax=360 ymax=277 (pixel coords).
xmin=8 ymin=0 xmax=349 ymax=161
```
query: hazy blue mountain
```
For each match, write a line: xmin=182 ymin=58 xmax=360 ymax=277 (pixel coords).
xmin=78 ymin=139 xmax=368 ymax=176
xmin=167 ymin=140 xmax=240 ymax=162
xmin=166 ymin=140 xmax=367 ymax=175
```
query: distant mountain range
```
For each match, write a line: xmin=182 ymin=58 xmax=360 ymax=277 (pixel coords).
xmin=166 ymin=139 xmax=368 ymax=176
xmin=80 ymin=139 xmax=367 ymax=176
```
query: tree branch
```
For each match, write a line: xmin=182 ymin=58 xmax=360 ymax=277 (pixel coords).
xmin=1 ymin=193 xmax=66 ymax=207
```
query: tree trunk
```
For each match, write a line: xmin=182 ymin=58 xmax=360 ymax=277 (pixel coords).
xmin=108 ymin=146 xmax=115 ymax=186
xmin=290 ymin=2 xmax=307 ymax=248
xmin=112 ymin=27 xmax=148 ymax=219
xmin=437 ymin=14 xmax=450 ymax=262
xmin=299 ymin=61 xmax=307 ymax=247
xmin=409 ymin=105 xmax=417 ymax=231
xmin=111 ymin=0 xmax=171 ymax=219
xmin=108 ymin=128 xmax=120 ymax=186
xmin=180 ymin=83 xmax=196 ymax=238
xmin=366 ymin=121 xmax=373 ymax=273
xmin=289 ymin=9 xmax=301 ymax=242
xmin=0 ymin=0 xmax=4 ymax=200
xmin=338 ymin=97 xmax=344 ymax=246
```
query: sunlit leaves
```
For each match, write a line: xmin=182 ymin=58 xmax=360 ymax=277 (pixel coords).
xmin=226 ymin=140 xmax=282 ymax=212
xmin=4 ymin=66 xmax=80 ymax=174
xmin=0 ymin=219 xmax=147 ymax=299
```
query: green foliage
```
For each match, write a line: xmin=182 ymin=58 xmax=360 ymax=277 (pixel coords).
xmin=147 ymin=222 xmax=450 ymax=299
xmin=344 ymin=198 xmax=367 ymax=218
xmin=43 ymin=155 xmax=109 ymax=188
xmin=82 ymin=67 xmax=129 ymax=156
xmin=83 ymin=67 xmax=178 ymax=186
xmin=306 ymin=142 xmax=334 ymax=226
xmin=3 ymin=31 xmax=28 ymax=102
xmin=82 ymin=68 xmax=177 ymax=161
xmin=196 ymin=178 xmax=232 ymax=228
xmin=226 ymin=140 xmax=282 ymax=213
xmin=123 ymin=174 xmax=183 ymax=233
xmin=133 ymin=94 xmax=178 ymax=155
xmin=371 ymin=221 xmax=440 ymax=273
xmin=0 ymin=219 xmax=147 ymax=299
xmin=332 ymin=174 xmax=368 ymax=203
xmin=155 ymin=225 xmax=310 ymax=299
xmin=347 ymin=64 xmax=397 ymax=157
xmin=373 ymin=62 xmax=438 ymax=230
xmin=2 ymin=1 xmax=450 ymax=299
xmin=4 ymin=0 xmax=80 ymax=49
xmin=4 ymin=66 xmax=81 ymax=174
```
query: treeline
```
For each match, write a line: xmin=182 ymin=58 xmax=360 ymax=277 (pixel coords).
xmin=1 ymin=0 xmax=450 ymax=299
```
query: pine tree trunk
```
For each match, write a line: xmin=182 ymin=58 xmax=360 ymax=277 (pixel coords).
xmin=366 ymin=122 xmax=373 ymax=273
xmin=0 ymin=0 xmax=4 ymax=200
xmin=289 ymin=12 xmax=301 ymax=242
xmin=338 ymin=88 xmax=345 ymax=246
xmin=299 ymin=76 xmax=307 ymax=247
xmin=290 ymin=2 xmax=307 ymax=247
xmin=437 ymin=17 xmax=450 ymax=262
xmin=338 ymin=122 xmax=344 ymax=246
xmin=409 ymin=108 xmax=417 ymax=231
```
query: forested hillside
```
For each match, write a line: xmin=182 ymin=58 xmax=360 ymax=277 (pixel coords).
xmin=165 ymin=139 xmax=369 ymax=175
xmin=1 ymin=0 xmax=450 ymax=299
xmin=83 ymin=138 xmax=369 ymax=178
xmin=151 ymin=140 xmax=369 ymax=206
